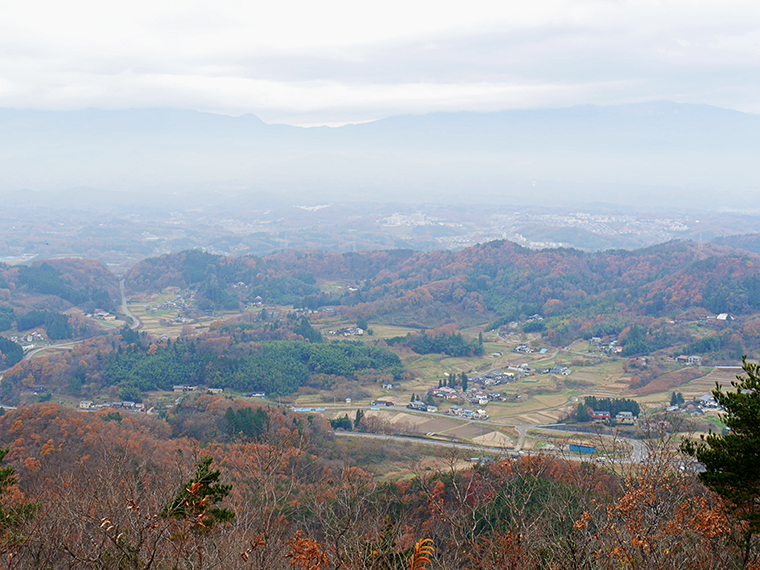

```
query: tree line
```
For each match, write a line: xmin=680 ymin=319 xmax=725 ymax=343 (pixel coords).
xmin=0 ymin=383 xmax=759 ymax=569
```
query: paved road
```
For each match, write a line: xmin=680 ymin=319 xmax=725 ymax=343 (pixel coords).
xmin=332 ymin=431 xmax=633 ymax=465
xmin=300 ymin=404 xmax=650 ymax=464
xmin=22 ymin=340 xmax=84 ymax=360
xmin=333 ymin=431 xmax=502 ymax=454
xmin=120 ymin=279 xmax=141 ymax=330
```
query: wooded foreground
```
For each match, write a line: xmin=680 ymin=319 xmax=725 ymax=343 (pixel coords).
xmin=0 ymin=399 xmax=755 ymax=570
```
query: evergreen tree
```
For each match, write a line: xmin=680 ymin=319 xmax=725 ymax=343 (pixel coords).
xmin=0 ymin=448 xmax=35 ymax=536
xmin=354 ymin=409 xmax=364 ymax=430
xmin=670 ymin=391 xmax=685 ymax=406
xmin=163 ymin=457 xmax=234 ymax=531
xmin=681 ymin=358 xmax=760 ymax=566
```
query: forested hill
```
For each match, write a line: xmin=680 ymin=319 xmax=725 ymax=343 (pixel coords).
xmin=712 ymin=233 xmax=760 ymax=255
xmin=0 ymin=258 xmax=118 ymax=306
xmin=124 ymin=240 xmax=760 ymax=326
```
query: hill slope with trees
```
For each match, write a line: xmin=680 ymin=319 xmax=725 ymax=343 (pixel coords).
xmin=124 ymin=239 xmax=760 ymax=328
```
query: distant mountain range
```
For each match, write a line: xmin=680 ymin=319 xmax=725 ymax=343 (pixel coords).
xmin=1 ymin=102 xmax=758 ymax=209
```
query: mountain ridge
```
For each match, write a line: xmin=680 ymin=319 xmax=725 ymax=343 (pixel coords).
xmin=1 ymin=102 xmax=758 ymax=208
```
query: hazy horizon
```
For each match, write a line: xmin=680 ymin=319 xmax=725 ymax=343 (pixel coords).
xmin=1 ymin=102 xmax=758 ymax=212
xmin=3 ymin=1 xmax=760 ymax=126
xmin=2 ymin=2 xmax=759 ymax=217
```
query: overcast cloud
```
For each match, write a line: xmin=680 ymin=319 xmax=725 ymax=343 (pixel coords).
xmin=1 ymin=0 xmax=759 ymax=125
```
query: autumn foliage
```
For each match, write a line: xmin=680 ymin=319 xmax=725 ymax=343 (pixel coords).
xmin=0 ymin=400 xmax=754 ymax=569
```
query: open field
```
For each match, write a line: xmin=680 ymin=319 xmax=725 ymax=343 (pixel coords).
xmin=678 ymin=367 xmax=741 ymax=398
xmin=126 ymin=289 xmax=267 ymax=338
xmin=115 ymin=299 xmax=745 ymax=438
xmin=362 ymin=324 xmax=419 ymax=340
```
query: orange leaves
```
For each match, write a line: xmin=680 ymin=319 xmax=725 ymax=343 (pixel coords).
xmin=22 ymin=457 xmax=40 ymax=473
xmin=240 ymin=533 xmax=266 ymax=562
xmin=427 ymin=480 xmax=446 ymax=516
xmin=409 ymin=538 xmax=435 ymax=570
xmin=409 ymin=538 xmax=434 ymax=570
xmin=668 ymin=495 xmax=731 ymax=541
xmin=40 ymin=438 xmax=56 ymax=458
xmin=630 ymin=536 xmax=651 ymax=553
xmin=286 ymin=530 xmax=329 ymax=570
xmin=468 ymin=531 xmax=528 ymax=570
xmin=573 ymin=511 xmax=592 ymax=531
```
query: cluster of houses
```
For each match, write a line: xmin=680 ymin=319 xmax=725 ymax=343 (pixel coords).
xmin=514 ymin=344 xmax=535 ymax=354
xmin=292 ymin=306 xmax=317 ymax=317
xmin=172 ymin=385 xmax=223 ymax=395
xmin=591 ymin=337 xmax=624 ymax=354
xmin=470 ymin=371 xmax=515 ymax=387
xmin=430 ymin=386 xmax=459 ymax=399
xmin=512 ymin=363 xmax=539 ymax=380
xmin=447 ymin=405 xmax=489 ymax=420
xmin=666 ymin=393 xmax=721 ymax=415
xmin=87 ymin=309 xmax=116 ymax=321
xmin=702 ymin=313 xmax=732 ymax=322
xmin=327 ymin=327 xmax=364 ymax=337
xmin=629 ymin=356 xmax=648 ymax=367
xmin=79 ymin=400 xmax=146 ymax=412
xmin=9 ymin=331 xmax=45 ymax=351
xmin=407 ymin=400 xmax=438 ymax=413
xmin=292 ymin=306 xmax=337 ymax=317
xmin=466 ymin=389 xmax=505 ymax=406
xmin=78 ymin=385 xmax=231 ymax=414
xmin=429 ymin=384 xmax=506 ymax=408
xmin=146 ymin=295 xmax=191 ymax=314
xmin=674 ymin=354 xmax=703 ymax=366
xmin=541 ymin=366 xmax=572 ymax=376
xmin=498 ymin=329 xmax=519 ymax=340
xmin=588 ymin=410 xmax=636 ymax=425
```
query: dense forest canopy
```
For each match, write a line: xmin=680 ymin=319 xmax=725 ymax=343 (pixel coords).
xmin=0 ymin=258 xmax=118 ymax=339
xmin=4 ymin=238 xmax=760 ymax=402
xmin=122 ymin=240 xmax=760 ymax=330
xmin=0 ymin=322 xmax=404 ymax=404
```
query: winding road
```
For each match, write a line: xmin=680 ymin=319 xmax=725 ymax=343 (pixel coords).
xmin=1 ymin=280 xmax=141 ymax=368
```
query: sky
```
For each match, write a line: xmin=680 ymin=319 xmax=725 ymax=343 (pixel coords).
xmin=1 ymin=0 xmax=759 ymax=126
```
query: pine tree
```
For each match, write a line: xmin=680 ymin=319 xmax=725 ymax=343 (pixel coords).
xmin=0 ymin=448 xmax=35 ymax=536
xmin=681 ymin=358 xmax=760 ymax=566
xmin=163 ymin=457 xmax=234 ymax=531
